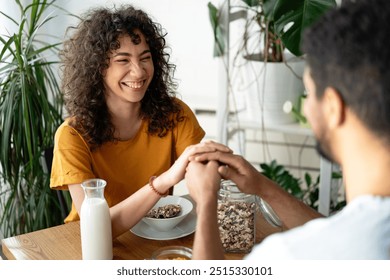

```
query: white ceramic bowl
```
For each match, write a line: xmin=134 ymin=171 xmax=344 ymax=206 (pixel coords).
xmin=142 ymin=195 xmax=193 ymax=232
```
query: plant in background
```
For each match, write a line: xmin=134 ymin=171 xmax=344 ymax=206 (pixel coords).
xmin=207 ymin=0 xmax=338 ymax=128
xmin=283 ymin=94 xmax=309 ymax=126
xmin=0 ymin=0 xmax=69 ymax=237
xmin=260 ymin=160 xmax=345 ymax=212
xmin=208 ymin=0 xmax=337 ymax=61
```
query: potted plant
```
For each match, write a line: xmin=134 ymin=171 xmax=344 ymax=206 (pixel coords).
xmin=0 ymin=0 xmax=69 ymax=238
xmin=208 ymin=0 xmax=336 ymax=125
xmin=260 ymin=160 xmax=345 ymax=212
xmin=209 ymin=0 xmax=337 ymax=61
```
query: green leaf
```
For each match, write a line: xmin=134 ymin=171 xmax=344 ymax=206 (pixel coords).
xmin=304 ymin=172 xmax=312 ymax=187
xmin=265 ymin=0 xmax=336 ymax=56
xmin=208 ymin=2 xmax=226 ymax=57
xmin=332 ymin=171 xmax=343 ymax=179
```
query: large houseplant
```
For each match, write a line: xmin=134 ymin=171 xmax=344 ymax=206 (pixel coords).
xmin=208 ymin=0 xmax=337 ymax=125
xmin=208 ymin=0 xmax=337 ymax=61
xmin=0 ymin=0 xmax=68 ymax=238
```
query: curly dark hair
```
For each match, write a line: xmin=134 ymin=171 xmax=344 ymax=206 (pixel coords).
xmin=60 ymin=5 xmax=182 ymax=149
xmin=302 ymin=0 xmax=390 ymax=142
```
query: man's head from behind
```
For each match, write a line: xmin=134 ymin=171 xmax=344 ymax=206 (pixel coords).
xmin=301 ymin=0 xmax=390 ymax=161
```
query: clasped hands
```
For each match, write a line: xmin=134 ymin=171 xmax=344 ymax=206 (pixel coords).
xmin=158 ymin=140 xmax=261 ymax=206
xmin=182 ymin=140 xmax=262 ymax=205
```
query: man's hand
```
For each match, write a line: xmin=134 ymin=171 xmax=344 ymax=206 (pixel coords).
xmin=190 ymin=150 xmax=263 ymax=195
xmin=185 ymin=160 xmax=221 ymax=204
xmin=185 ymin=160 xmax=225 ymax=260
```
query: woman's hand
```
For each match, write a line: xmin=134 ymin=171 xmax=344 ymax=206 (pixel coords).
xmin=156 ymin=140 xmax=231 ymax=191
xmin=189 ymin=150 xmax=263 ymax=195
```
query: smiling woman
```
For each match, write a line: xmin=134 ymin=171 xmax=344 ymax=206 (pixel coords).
xmin=48 ymin=4 xmax=234 ymax=241
xmin=60 ymin=6 xmax=183 ymax=149
xmin=104 ymin=33 xmax=154 ymax=111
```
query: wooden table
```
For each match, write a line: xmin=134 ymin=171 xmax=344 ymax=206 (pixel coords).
xmin=1 ymin=201 xmax=282 ymax=260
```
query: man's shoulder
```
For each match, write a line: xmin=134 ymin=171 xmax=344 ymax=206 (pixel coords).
xmin=247 ymin=196 xmax=390 ymax=259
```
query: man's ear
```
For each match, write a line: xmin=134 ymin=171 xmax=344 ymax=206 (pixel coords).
xmin=322 ymin=87 xmax=346 ymax=129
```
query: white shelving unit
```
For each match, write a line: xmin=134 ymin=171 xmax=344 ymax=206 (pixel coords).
xmin=215 ymin=0 xmax=334 ymax=216
xmin=225 ymin=120 xmax=334 ymax=216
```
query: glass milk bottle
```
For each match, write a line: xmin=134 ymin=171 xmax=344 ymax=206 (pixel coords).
xmin=217 ymin=179 xmax=256 ymax=253
xmin=80 ymin=178 xmax=113 ymax=260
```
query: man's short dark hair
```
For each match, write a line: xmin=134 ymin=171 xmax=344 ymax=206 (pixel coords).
xmin=302 ymin=0 xmax=390 ymax=142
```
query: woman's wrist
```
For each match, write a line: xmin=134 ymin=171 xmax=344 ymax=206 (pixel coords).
xmin=148 ymin=176 xmax=168 ymax=197
xmin=149 ymin=174 xmax=171 ymax=196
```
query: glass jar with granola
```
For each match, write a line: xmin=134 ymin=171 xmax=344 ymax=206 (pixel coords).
xmin=217 ymin=179 xmax=256 ymax=253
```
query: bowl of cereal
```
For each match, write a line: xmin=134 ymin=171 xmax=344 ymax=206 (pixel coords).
xmin=151 ymin=246 xmax=192 ymax=260
xmin=142 ymin=195 xmax=193 ymax=232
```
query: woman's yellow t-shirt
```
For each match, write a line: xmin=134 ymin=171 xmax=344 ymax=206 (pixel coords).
xmin=50 ymin=99 xmax=205 ymax=222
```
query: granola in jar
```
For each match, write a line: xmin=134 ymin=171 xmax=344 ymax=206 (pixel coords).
xmin=217 ymin=180 xmax=256 ymax=253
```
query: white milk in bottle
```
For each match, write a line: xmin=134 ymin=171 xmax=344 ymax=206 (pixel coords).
xmin=80 ymin=179 xmax=113 ymax=260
